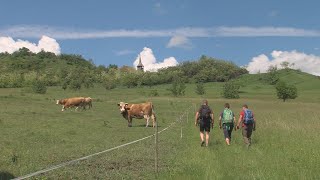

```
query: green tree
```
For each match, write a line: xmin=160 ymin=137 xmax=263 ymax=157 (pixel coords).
xmin=193 ymin=69 xmax=210 ymax=82
xmin=275 ymin=81 xmax=298 ymax=102
xmin=103 ymin=76 xmax=117 ymax=90
xmin=265 ymin=65 xmax=279 ymax=85
xmin=120 ymin=73 xmax=139 ymax=88
xmin=107 ymin=64 xmax=118 ymax=70
xmin=195 ymin=82 xmax=205 ymax=95
xmin=222 ymin=82 xmax=240 ymax=99
xmin=12 ymin=47 xmax=33 ymax=58
xmin=82 ymin=68 xmax=95 ymax=88
xmin=37 ymin=50 xmax=56 ymax=59
xmin=280 ymin=61 xmax=290 ymax=69
xmin=69 ymin=79 xmax=82 ymax=90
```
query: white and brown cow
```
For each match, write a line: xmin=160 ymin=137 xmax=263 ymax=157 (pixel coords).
xmin=56 ymin=97 xmax=85 ymax=111
xmin=117 ymin=102 xmax=156 ymax=127
xmin=81 ymin=97 xmax=92 ymax=110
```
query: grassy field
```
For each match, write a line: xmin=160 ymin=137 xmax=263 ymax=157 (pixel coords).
xmin=1 ymin=72 xmax=320 ymax=179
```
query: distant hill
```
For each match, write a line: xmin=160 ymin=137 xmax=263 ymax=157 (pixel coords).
xmin=233 ymin=69 xmax=320 ymax=90
xmin=0 ymin=50 xmax=248 ymax=89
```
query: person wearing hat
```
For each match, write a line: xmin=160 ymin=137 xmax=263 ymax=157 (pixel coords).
xmin=195 ymin=100 xmax=214 ymax=147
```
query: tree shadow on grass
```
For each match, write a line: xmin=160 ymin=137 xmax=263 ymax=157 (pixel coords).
xmin=0 ymin=171 xmax=15 ymax=180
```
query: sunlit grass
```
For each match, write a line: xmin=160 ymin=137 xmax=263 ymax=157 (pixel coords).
xmin=0 ymin=81 xmax=319 ymax=179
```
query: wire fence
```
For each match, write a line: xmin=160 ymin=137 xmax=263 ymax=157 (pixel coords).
xmin=13 ymin=105 xmax=194 ymax=180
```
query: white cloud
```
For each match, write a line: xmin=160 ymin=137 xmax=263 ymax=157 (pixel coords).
xmin=0 ymin=35 xmax=60 ymax=55
xmin=167 ymin=35 xmax=192 ymax=49
xmin=215 ymin=27 xmax=320 ymax=37
xmin=133 ymin=47 xmax=178 ymax=72
xmin=247 ymin=50 xmax=320 ymax=76
xmin=1 ymin=25 xmax=320 ymax=40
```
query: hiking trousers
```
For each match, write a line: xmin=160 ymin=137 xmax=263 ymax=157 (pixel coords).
xmin=223 ymin=123 xmax=234 ymax=140
xmin=242 ymin=124 xmax=253 ymax=145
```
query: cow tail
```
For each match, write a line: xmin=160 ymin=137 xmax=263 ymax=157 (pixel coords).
xmin=151 ymin=102 xmax=155 ymax=114
xmin=151 ymin=103 xmax=157 ymax=122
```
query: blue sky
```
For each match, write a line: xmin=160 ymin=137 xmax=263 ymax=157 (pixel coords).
xmin=0 ymin=0 xmax=320 ymax=75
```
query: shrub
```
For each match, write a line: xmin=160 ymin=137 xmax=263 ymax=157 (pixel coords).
xmin=222 ymin=82 xmax=240 ymax=99
xmin=195 ymin=82 xmax=205 ymax=95
xmin=149 ymin=89 xmax=159 ymax=97
xmin=31 ymin=80 xmax=47 ymax=94
xmin=61 ymin=81 xmax=68 ymax=90
xmin=168 ymin=79 xmax=186 ymax=97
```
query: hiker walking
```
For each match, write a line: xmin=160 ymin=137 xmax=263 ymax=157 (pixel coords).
xmin=219 ymin=103 xmax=236 ymax=145
xmin=236 ymin=104 xmax=256 ymax=148
xmin=194 ymin=100 xmax=214 ymax=147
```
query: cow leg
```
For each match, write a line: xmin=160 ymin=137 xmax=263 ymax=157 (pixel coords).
xmin=144 ymin=115 xmax=150 ymax=127
xmin=128 ymin=117 xmax=132 ymax=127
xmin=68 ymin=105 xmax=74 ymax=111
xmin=151 ymin=114 xmax=156 ymax=128
xmin=61 ymin=105 xmax=65 ymax=111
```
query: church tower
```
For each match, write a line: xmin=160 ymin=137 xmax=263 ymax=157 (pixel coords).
xmin=137 ymin=55 xmax=144 ymax=72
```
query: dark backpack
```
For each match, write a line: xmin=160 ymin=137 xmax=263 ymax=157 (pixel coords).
xmin=199 ymin=105 xmax=211 ymax=120
xmin=243 ymin=109 xmax=254 ymax=125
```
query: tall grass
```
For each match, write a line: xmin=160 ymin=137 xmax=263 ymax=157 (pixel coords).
xmin=158 ymin=98 xmax=320 ymax=179
xmin=0 ymin=81 xmax=319 ymax=179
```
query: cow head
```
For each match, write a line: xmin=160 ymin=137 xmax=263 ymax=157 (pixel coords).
xmin=56 ymin=99 xmax=66 ymax=105
xmin=117 ymin=102 xmax=129 ymax=114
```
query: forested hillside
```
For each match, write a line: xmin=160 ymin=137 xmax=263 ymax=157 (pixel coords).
xmin=0 ymin=48 xmax=248 ymax=90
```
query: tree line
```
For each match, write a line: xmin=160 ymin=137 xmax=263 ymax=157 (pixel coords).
xmin=0 ymin=48 xmax=299 ymax=101
xmin=0 ymin=48 xmax=248 ymax=91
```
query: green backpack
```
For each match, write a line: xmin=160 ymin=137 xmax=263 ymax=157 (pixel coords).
xmin=222 ymin=108 xmax=233 ymax=123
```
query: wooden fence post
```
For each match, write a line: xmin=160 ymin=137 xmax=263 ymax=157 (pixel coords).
xmin=155 ymin=122 xmax=158 ymax=174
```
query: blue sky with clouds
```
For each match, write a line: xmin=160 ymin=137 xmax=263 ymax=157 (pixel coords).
xmin=0 ymin=0 xmax=320 ymax=75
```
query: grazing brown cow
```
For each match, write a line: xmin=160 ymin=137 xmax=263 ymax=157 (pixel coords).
xmin=81 ymin=97 xmax=92 ymax=110
xmin=117 ymin=102 xmax=156 ymax=127
xmin=56 ymin=97 xmax=85 ymax=111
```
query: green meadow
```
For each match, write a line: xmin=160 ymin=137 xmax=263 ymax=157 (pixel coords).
xmin=1 ymin=71 xmax=320 ymax=179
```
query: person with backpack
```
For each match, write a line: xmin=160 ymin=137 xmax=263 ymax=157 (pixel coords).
xmin=236 ymin=104 xmax=256 ymax=148
xmin=194 ymin=100 xmax=214 ymax=147
xmin=219 ymin=103 xmax=236 ymax=145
